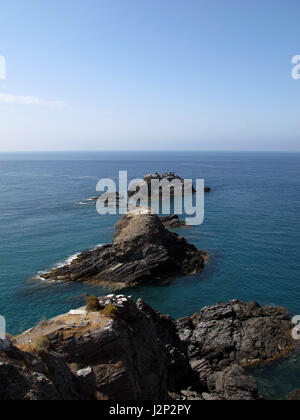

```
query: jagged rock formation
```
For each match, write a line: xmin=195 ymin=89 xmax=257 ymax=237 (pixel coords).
xmin=8 ymin=297 xmax=294 ymax=401
xmin=41 ymin=209 xmax=206 ymax=289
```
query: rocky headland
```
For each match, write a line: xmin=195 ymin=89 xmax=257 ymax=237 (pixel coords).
xmin=41 ymin=208 xmax=206 ymax=289
xmin=0 ymin=296 xmax=294 ymax=400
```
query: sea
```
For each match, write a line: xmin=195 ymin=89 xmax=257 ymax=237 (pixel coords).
xmin=0 ymin=151 xmax=299 ymax=399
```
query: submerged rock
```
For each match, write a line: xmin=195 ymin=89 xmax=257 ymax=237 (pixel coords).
xmin=41 ymin=209 xmax=206 ymax=289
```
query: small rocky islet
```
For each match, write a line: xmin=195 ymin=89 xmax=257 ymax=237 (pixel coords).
xmin=41 ymin=208 xmax=206 ymax=289
xmin=88 ymin=172 xmax=211 ymax=204
xmin=0 ymin=296 xmax=295 ymax=400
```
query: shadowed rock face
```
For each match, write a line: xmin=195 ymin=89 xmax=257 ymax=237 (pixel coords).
xmin=9 ymin=297 xmax=294 ymax=401
xmin=0 ymin=341 xmax=79 ymax=400
xmin=176 ymin=300 xmax=293 ymax=375
xmin=41 ymin=210 xmax=206 ymax=289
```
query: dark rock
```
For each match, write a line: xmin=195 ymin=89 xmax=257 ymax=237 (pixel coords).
xmin=0 ymin=343 xmax=78 ymax=400
xmin=45 ymin=352 xmax=79 ymax=400
xmin=209 ymin=365 xmax=258 ymax=401
xmin=41 ymin=208 xmax=206 ymax=289
xmin=11 ymin=297 xmax=295 ymax=401
xmin=160 ymin=215 xmax=189 ymax=229
xmin=176 ymin=300 xmax=293 ymax=371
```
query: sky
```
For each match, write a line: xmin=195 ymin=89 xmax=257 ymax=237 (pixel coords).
xmin=0 ymin=0 xmax=300 ymax=152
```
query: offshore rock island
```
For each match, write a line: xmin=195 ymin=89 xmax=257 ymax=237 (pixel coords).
xmin=41 ymin=208 xmax=207 ymax=289
xmin=0 ymin=296 xmax=294 ymax=400
xmin=88 ymin=172 xmax=211 ymax=204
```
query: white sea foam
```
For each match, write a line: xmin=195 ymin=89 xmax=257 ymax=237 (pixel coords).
xmin=91 ymin=243 xmax=103 ymax=251
xmin=56 ymin=253 xmax=80 ymax=268
xmin=36 ymin=252 xmax=81 ymax=280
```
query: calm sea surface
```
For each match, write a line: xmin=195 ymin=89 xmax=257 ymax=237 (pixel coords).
xmin=0 ymin=151 xmax=299 ymax=398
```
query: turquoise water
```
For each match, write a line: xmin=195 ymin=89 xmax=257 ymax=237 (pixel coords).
xmin=0 ymin=151 xmax=300 ymax=398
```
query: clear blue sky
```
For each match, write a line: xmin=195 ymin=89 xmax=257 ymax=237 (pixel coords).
xmin=0 ymin=0 xmax=300 ymax=151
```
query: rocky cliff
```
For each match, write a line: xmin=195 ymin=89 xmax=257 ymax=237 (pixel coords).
xmin=3 ymin=296 xmax=294 ymax=401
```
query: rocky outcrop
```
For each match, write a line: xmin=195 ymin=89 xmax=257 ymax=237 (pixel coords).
xmin=0 ymin=340 xmax=78 ymax=400
xmin=128 ymin=172 xmax=196 ymax=198
xmin=13 ymin=295 xmax=192 ymax=400
xmin=10 ymin=297 xmax=294 ymax=401
xmin=176 ymin=300 xmax=293 ymax=381
xmin=41 ymin=208 xmax=206 ymax=289
xmin=207 ymin=365 xmax=259 ymax=400
xmin=160 ymin=215 xmax=189 ymax=229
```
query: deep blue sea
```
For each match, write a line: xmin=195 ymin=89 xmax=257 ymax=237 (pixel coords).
xmin=0 ymin=151 xmax=299 ymax=399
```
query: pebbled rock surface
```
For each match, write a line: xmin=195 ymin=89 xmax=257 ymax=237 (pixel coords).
xmin=41 ymin=209 xmax=206 ymax=289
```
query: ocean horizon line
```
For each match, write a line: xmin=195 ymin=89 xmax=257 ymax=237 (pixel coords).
xmin=1 ymin=149 xmax=300 ymax=154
